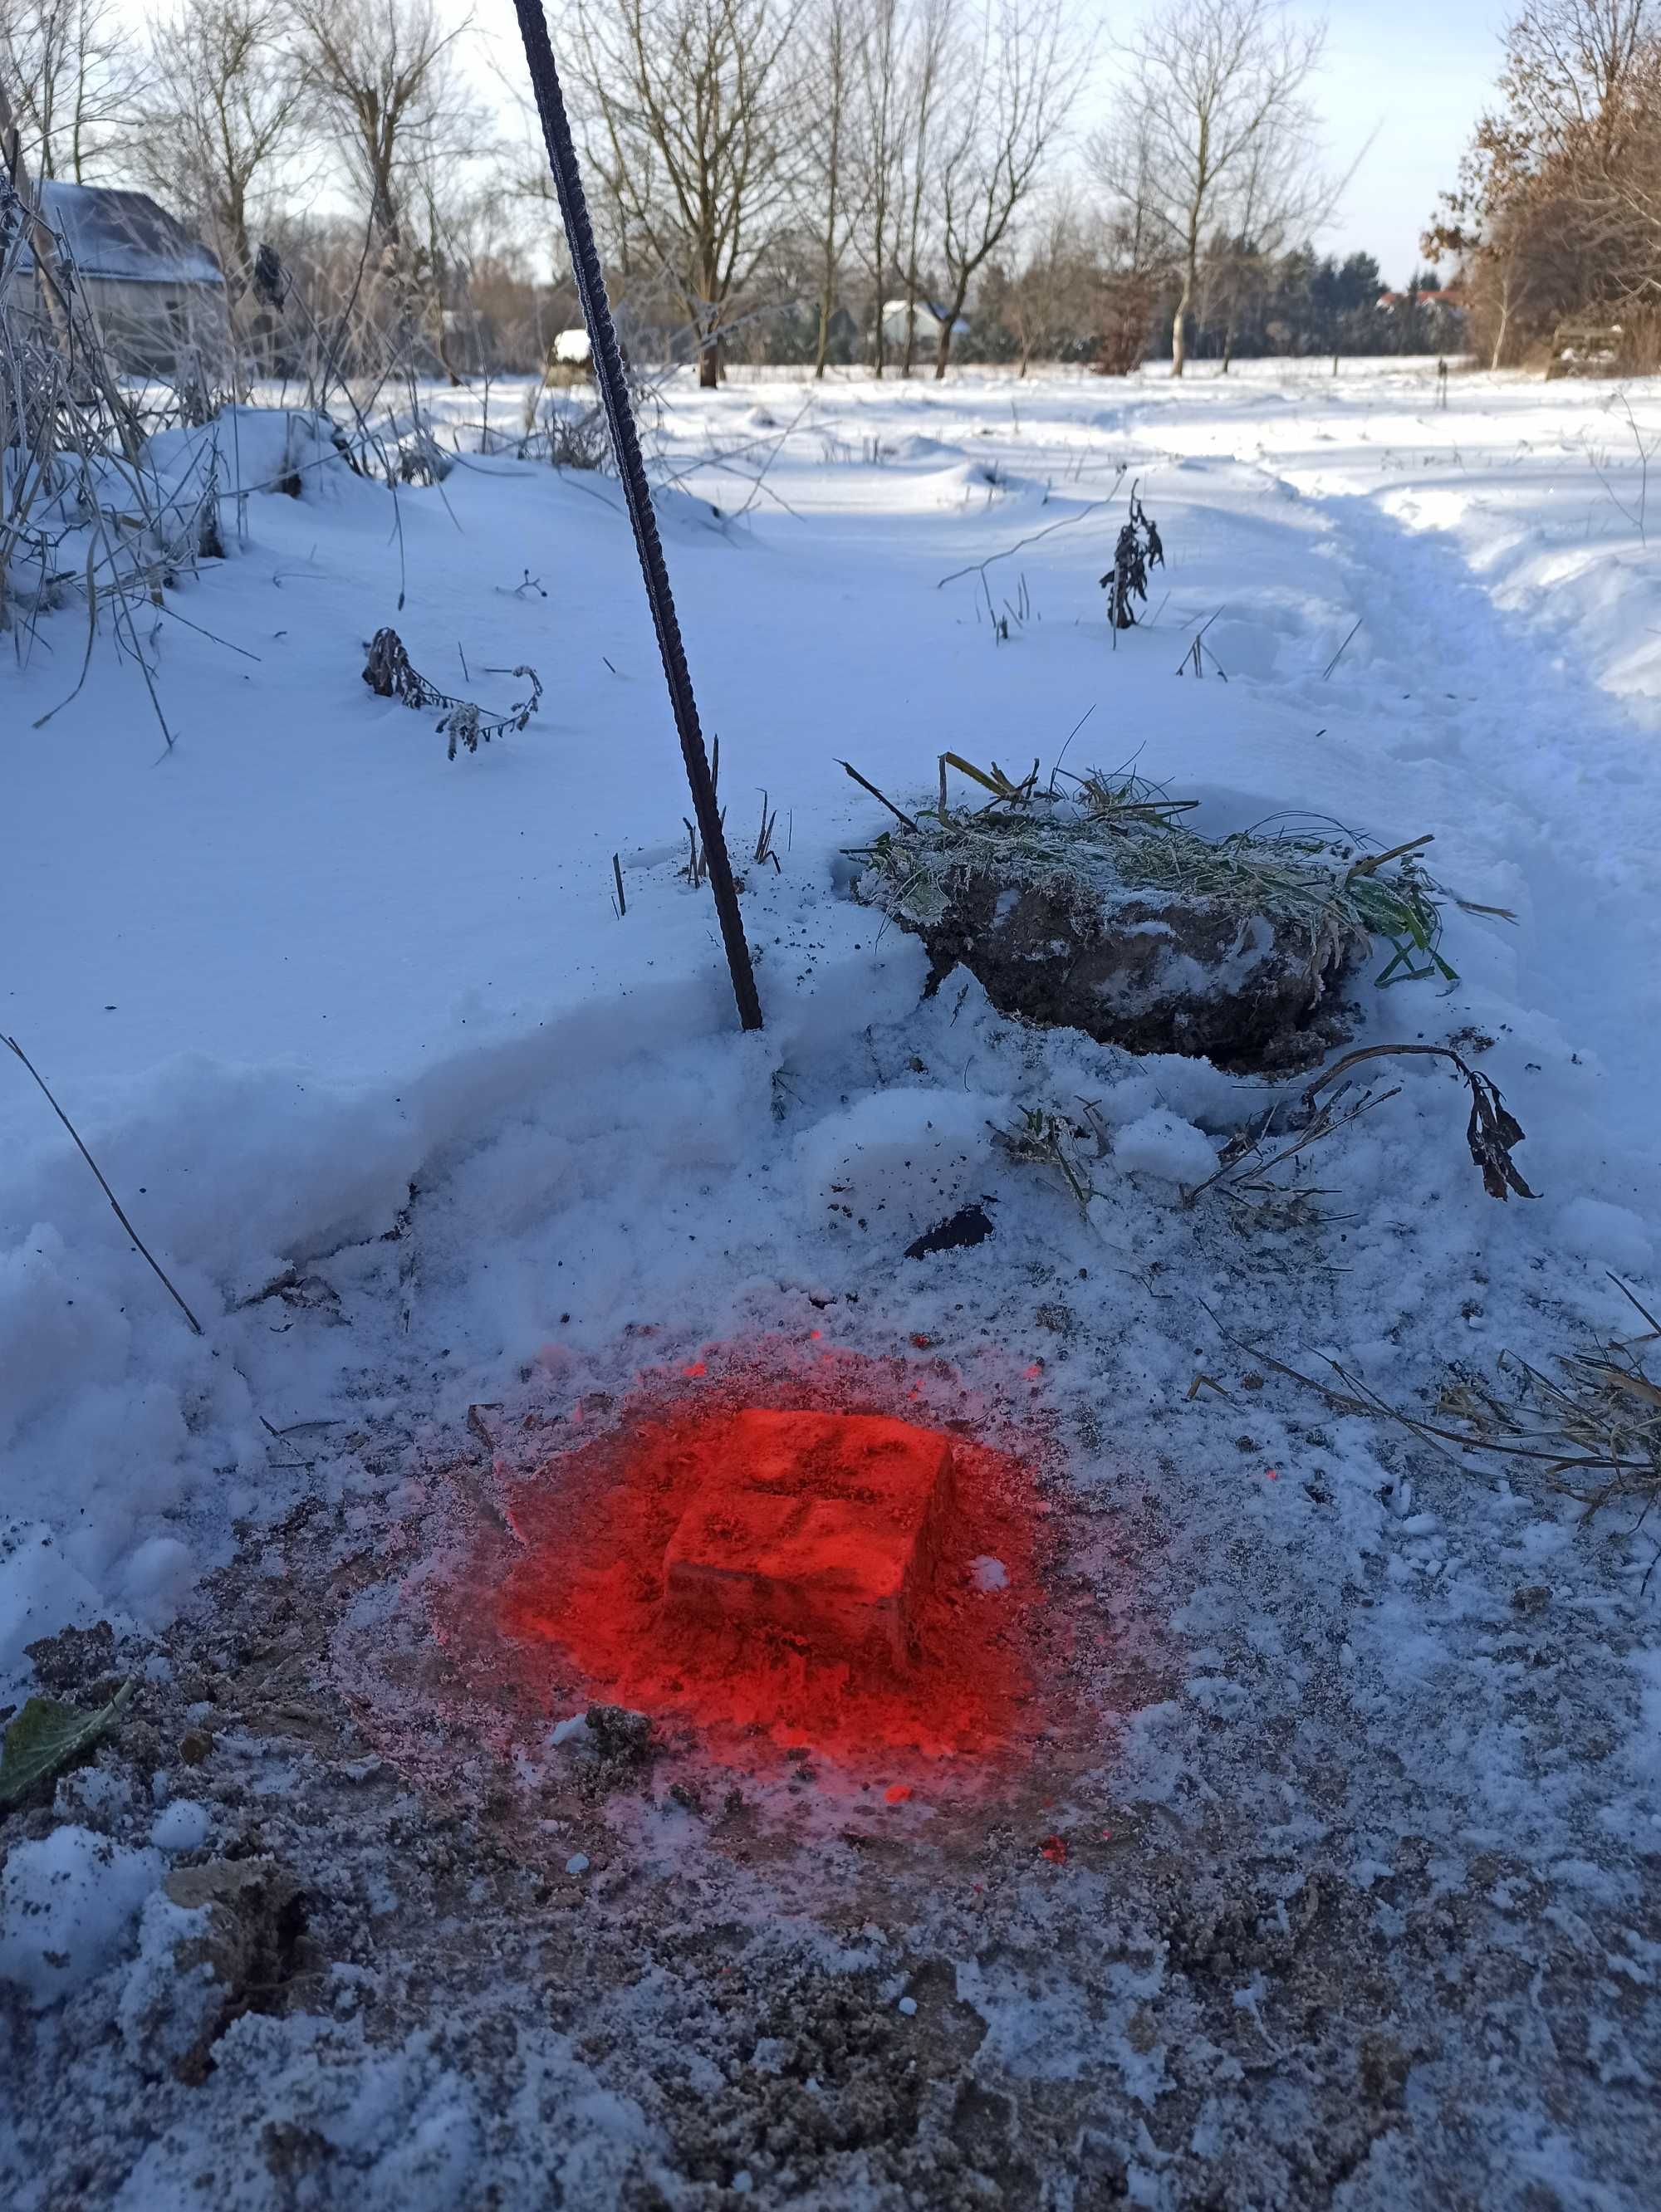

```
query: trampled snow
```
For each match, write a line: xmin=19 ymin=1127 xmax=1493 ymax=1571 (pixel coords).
xmin=2 ymin=360 xmax=1659 ymax=2208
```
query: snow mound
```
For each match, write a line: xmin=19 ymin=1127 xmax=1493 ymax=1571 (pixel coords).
xmin=1112 ymin=1108 xmax=1217 ymax=1187
xmin=116 ymin=1891 xmax=219 ymax=2071
xmin=152 ymin=1799 xmax=213 ymax=1852
xmin=0 ymin=1826 xmax=162 ymax=2009
xmin=936 ymin=458 xmax=1036 ymax=506
xmin=796 ymin=1088 xmax=998 ymax=1237
xmin=1205 ymin=619 xmax=1280 ymax=679
xmin=178 ymin=405 xmax=366 ymax=502
xmin=0 ymin=1524 xmax=108 ymax=1686
xmin=886 ymin=433 xmax=953 ymax=462
xmin=1556 ymin=1196 xmax=1655 ymax=1278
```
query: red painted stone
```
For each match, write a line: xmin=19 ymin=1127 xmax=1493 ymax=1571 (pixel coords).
xmin=662 ymin=1408 xmax=958 ymax=1665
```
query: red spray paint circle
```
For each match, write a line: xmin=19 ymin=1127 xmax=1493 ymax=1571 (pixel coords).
xmin=478 ymin=1341 xmax=1058 ymax=1764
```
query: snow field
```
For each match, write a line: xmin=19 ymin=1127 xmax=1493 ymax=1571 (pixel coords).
xmin=2 ymin=359 xmax=1659 ymax=2209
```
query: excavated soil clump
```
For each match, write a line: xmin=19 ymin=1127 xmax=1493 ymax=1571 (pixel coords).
xmin=848 ymin=781 xmax=1430 ymax=1073
xmin=904 ymin=868 xmax=1366 ymax=1072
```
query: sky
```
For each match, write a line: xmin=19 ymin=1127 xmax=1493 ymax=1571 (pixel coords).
xmin=1280 ymin=0 xmax=1507 ymax=282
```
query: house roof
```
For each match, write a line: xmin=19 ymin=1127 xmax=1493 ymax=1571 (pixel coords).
xmin=13 ymin=183 xmax=223 ymax=289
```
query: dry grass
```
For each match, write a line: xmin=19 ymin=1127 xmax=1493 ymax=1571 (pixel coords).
xmin=1213 ymin=1276 xmax=1661 ymax=1545
xmin=850 ymin=756 xmax=1470 ymax=989
xmin=1436 ymin=1279 xmax=1661 ymax=1521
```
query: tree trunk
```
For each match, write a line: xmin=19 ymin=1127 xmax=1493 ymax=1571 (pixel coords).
xmin=867 ymin=180 xmax=889 ymax=376
xmin=1490 ymin=282 xmax=1510 ymax=372
xmin=434 ymin=312 xmax=464 ymax=386
xmin=1168 ymin=248 xmax=1194 ymax=378
xmin=816 ymin=61 xmax=843 ymax=383
xmin=815 ymin=235 xmax=834 ymax=376
xmin=933 ymin=286 xmax=967 ymax=379
xmin=698 ymin=343 xmax=720 ymax=389
xmin=371 ymin=164 xmax=399 ymax=249
xmin=228 ymin=198 xmax=254 ymax=297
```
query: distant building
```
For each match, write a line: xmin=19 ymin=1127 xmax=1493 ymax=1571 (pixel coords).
xmin=5 ymin=182 xmax=228 ymax=377
xmin=879 ymin=298 xmax=969 ymax=349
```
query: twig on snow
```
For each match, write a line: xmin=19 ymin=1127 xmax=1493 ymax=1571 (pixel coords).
xmin=936 ymin=483 xmax=1124 ymax=591
xmin=1321 ymin=617 xmax=1365 ymax=680
xmin=838 ymin=760 xmax=919 ymax=830
xmin=3 ymin=1035 xmax=204 ymax=1334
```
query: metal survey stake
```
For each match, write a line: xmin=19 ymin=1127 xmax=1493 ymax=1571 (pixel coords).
xmin=511 ymin=0 xmax=764 ymax=1034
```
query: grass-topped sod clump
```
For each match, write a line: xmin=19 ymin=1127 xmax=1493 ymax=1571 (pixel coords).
xmin=845 ymin=755 xmax=1487 ymax=1073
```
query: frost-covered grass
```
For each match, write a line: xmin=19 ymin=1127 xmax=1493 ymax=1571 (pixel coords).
xmin=1435 ymin=1278 xmax=1661 ymax=1520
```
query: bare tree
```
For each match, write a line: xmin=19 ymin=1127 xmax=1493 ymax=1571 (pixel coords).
xmin=894 ymin=0 xmax=953 ymax=374
xmin=289 ymin=0 xmax=482 ymax=374
xmin=801 ymin=0 xmax=869 ymax=376
xmin=845 ymin=0 xmax=954 ymax=377
xmin=850 ymin=0 xmax=906 ymax=371
xmin=931 ymin=0 xmax=1079 ymax=377
xmin=562 ymin=0 xmax=803 ymax=389
xmin=136 ymin=0 xmax=306 ymax=290
xmin=0 ymin=0 xmax=145 ymax=180
xmin=1091 ymin=0 xmax=1329 ymax=376
xmin=292 ymin=0 xmax=472 ymax=251
xmin=1501 ymin=0 xmax=1654 ymax=164
xmin=980 ymin=188 xmax=1095 ymax=374
xmin=1203 ymin=118 xmax=1340 ymax=368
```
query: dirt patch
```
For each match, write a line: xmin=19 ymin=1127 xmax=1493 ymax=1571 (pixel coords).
xmin=5 ymin=1304 xmax=1655 ymax=2212
xmin=5 ymin=1437 xmax=1655 ymax=2211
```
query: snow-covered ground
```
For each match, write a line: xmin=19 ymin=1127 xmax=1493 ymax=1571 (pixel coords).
xmin=2 ymin=359 xmax=1659 ymax=2208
